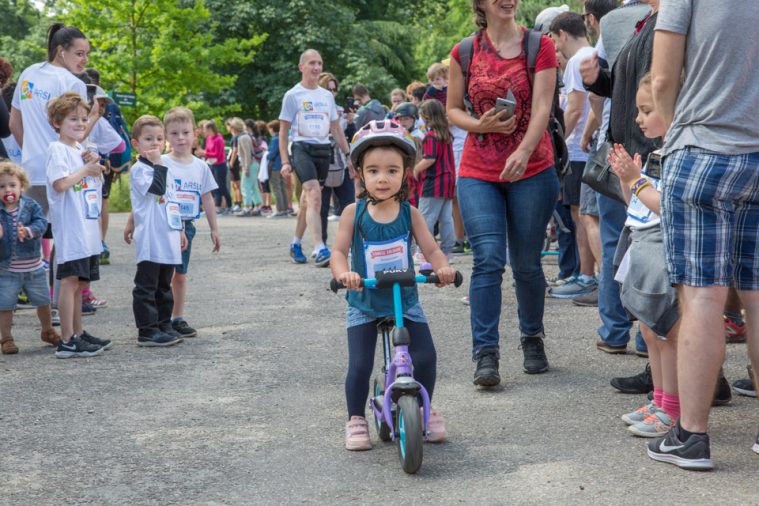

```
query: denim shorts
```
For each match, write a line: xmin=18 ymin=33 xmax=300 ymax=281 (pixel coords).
xmin=579 ymin=182 xmax=599 ymax=216
xmin=0 ymin=266 xmax=51 ymax=310
xmin=175 ymin=220 xmax=196 ymax=275
xmin=661 ymin=148 xmax=759 ymax=290
xmin=346 ymin=302 xmax=427 ymax=329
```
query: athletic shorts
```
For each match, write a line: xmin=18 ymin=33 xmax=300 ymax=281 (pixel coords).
xmin=229 ymin=164 xmax=241 ymax=182
xmin=661 ymin=147 xmax=759 ymax=290
xmin=101 ymin=170 xmax=115 ymax=199
xmin=292 ymin=142 xmax=331 ymax=186
xmin=261 ymin=179 xmax=270 ymax=193
xmin=579 ymin=182 xmax=599 ymax=216
xmin=56 ymin=255 xmax=100 ymax=281
xmin=561 ymin=161 xmax=586 ymax=207
xmin=0 ymin=267 xmax=50 ymax=310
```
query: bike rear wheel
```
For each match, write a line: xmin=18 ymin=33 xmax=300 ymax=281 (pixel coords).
xmin=396 ymin=395 xmax=423 ymax=474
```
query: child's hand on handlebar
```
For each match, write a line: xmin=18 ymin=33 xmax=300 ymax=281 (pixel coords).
xmin=339 ymin=271 xmax=362 ymax=291
xmin=435 ymin=266 xmax=456 ymax=287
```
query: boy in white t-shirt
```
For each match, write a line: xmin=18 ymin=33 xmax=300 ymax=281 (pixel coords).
xmin=45 ymin=92 xmax=111 ymax=358
xmin=124 ymin=115 xmax=186 ymax=347
xmin=161 ymin=107 xmax=221 ymax=338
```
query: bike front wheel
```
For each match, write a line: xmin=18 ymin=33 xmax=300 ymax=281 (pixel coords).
xmin=396 ymin=395 xmax=423 ymax=474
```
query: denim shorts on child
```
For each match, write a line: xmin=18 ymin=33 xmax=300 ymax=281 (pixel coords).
xmin=0 ymin=267 xmax=51 ymax=310
xmin=618 ymin=225 xmax=679 ymax=338
xmin=346 ymin=302 xmax=427 ymax=329
xmin=175 ymin=220 xmax=196 ymax=275
xmin=661 ymin=147 xmax=759 ymax=290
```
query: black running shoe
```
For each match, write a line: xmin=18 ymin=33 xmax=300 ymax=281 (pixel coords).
xmin=611 ymin=363 xmax=653 ymax=394
xmin=713 ymin=371 xmax=732 ymax=406
xmin=137 ymin=331 xmax=181 ymax=347
xmin=55 ymin=335 xmax=104 ymax=358
xmin=81 ymin=302 xmax=97 ymax=316
xmin=79 ymin=330 xmax=113 ymax=350
xmin=520 ymin=335 xmax=549 ymax=374
xmin=647 ymin=421 xmax=713 ymax=471
xmin=159 ymin=324 xmax=184 ymax=341
xmin=473 ymin=351 xmax=500 ymax=387
xmin=732 ymin=365 xmax=756 ymax=397
xmin=171 ymin=319 xmax=197 ymax=338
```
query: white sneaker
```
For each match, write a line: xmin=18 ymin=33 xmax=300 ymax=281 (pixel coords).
xmin=327 ymin=214 xmax=340 ymax=222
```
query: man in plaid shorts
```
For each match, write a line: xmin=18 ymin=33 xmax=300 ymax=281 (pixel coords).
xmin=646 ymin=0 xmax=759 ymax=471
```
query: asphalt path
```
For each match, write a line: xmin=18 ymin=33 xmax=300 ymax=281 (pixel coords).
xmin=2 ymin=212 xmax=757 ymax=505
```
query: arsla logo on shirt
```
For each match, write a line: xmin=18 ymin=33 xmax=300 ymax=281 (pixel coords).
xmin=20 ymin=80 xmax=52 ymax=101
xmin=302 ymin=101 xmax=314 ymax=112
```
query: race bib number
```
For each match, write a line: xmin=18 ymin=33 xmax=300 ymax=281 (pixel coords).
xmin=363 ymin=235 xmax=409 ymax=282
xmin=83 ymin=189 xmax=101 ymax=219
xmin=626 ymin=176 xmax=660 ymax=225
xmin=175 ymin=190 xmax=201 ymax=220
xmin=165 ymin=201 xmax=183 ymax=231
xmin=296 ymin=111 xmax=330 ymax=139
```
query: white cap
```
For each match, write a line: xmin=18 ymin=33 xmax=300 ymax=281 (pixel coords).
xmin=93 ymin=85 xmax=113 ymax=102
xmin=534 ymin=4 xmax=571 ymax=34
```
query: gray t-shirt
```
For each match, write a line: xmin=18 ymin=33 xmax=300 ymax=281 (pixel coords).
xmin=657 ymin=0 xmax=759 ymax=155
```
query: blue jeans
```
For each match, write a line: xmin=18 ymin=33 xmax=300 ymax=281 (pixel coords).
xmin=554 ymin=200 xmax=578 ymax=279
xmin=596 ymin=193 xmax=632 ymax=347
xmin=458 ymin=168 xmax=560 ymax=358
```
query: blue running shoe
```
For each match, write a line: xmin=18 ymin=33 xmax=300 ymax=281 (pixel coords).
xmin=314 ymin=248 xmax=331 ymax=267
xmin=290 ymin=243 xmax=307 ymax=264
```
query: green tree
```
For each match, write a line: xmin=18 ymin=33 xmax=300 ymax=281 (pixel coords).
xmin=59 ymin=0 xmax=262 ymax=123
xmin=0 ymin=0 xmax=48 ymax=78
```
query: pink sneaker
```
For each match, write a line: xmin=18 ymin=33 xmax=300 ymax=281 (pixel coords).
xmin=83 ymin=292 xmax=108 ymax=308
xmin=425 ymin=408 xmax=447 ymax=443
xmin=345 ymin=416 xmax=372 ymax=451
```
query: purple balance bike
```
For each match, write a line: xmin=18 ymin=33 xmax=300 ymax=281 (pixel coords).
xmin=331 ymin=268 xmax=463 ymax=473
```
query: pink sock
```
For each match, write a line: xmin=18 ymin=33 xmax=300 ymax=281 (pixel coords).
xmin=653 ymin=388 xmax=663 ymax=408
xmin=662 ymin=393 xmax=680 ymax=419
xmin=82 ymin=288 xmax=91 ymax=298
xmin=42 ymin=238 xmax=52 ymax=260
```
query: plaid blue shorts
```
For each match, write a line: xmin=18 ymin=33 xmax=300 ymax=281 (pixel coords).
xmin=661 ymin=148 xmax=759 ymax=290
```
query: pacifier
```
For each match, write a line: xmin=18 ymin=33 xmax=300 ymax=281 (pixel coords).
xmin=2 ymin=193 xmax=17 ymax=203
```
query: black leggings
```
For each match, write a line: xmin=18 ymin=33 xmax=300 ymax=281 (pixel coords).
xmin=345 ymin=318 xmax=436 ymax=418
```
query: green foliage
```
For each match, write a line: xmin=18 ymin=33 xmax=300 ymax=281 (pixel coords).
xmin=58 ymin=0 xmax=263 ymax=125
xmin=0 ymin=0 xmax=47 ymax=78
xmin=107 ymin=172 xmax=132 ymax=212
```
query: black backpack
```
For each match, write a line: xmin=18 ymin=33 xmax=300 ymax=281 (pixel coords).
xmin=458 ymin=30 xmax=570 ymax=179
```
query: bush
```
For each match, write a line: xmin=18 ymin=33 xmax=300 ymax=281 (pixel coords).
xmin=108 ymin=172 xmax=132 ymax=212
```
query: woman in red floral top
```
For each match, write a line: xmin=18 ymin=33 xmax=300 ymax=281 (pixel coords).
xmin=448 ymin=0 xmax=560 ymax=385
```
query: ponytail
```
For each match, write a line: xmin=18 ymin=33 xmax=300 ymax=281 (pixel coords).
xmin=47 ymin=23 xmax=87 ymax=62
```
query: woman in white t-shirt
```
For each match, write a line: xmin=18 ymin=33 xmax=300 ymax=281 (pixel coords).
xmin=9 ymin=23 xmax=99 ymax=214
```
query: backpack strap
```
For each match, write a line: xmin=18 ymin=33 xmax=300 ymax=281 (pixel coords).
xmin=458 ymin=35 xmax=477 ymax=118
xmin=523 ymin=29 xmax=543 ymax=87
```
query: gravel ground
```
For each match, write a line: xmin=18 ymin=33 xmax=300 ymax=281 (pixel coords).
xmin=2 ymin=212 xmax=757 ymax=505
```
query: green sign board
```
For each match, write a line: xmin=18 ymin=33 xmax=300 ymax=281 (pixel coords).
xmin=112 ymin=91 xmax=137 ymax=107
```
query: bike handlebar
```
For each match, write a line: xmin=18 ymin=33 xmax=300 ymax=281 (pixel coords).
xmin=330 ymin=271 xmax=463 ymax=293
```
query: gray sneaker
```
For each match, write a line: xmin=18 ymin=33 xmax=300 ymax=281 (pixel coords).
xmin=629 ymin=408 xmax=674 ymax=438
xmin=621 ymin=401 xmax=656 ymax=426
xmin=548 ymin=276 xmax=597 ymax=298
xmin=572 ymin=288 xmax=598 ymax=307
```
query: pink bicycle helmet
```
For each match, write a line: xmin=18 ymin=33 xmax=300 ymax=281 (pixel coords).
xmin=350 ymin=120 xmax=417 ymax=167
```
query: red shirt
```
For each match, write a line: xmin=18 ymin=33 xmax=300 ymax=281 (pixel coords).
xmin=420 ymin=131 xmax=456 ymax=199
xmin=451 ymin=28 xmax=558 ymax=182
xmin=204 ymin=133 xmax=226 ymax=165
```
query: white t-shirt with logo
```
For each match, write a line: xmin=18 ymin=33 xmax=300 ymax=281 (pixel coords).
xmin=161 ymin=154 xmax=218 ymax=221
xmin=45 ymin=141 xmax=102 ymax=264
xmin=88 ymin=117 xmax=123 ymax=154
xmin=278 ymin=84 xmax=337 ymax=144
xmin=624 ymin=151 xmax=663 ymax=230
xmin=12 ymin=62 xmax=88 ymax=185
xmin=562 ymin=45 xmax=594 ymax=162
xmin=1 ymin=136 xmax=22 ymax=164
xmin=130 ymin=159 xmax=182 ymax=265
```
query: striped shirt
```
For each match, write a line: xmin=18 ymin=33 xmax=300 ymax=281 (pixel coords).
xmin=420 ymin=131 xmax=456 ymax=199
xmin=5 ymin=207 xmax=43 ymax=273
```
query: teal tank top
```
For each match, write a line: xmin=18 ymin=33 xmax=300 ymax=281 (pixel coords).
xmin=346 ymin=199 xmax=419 ymax=318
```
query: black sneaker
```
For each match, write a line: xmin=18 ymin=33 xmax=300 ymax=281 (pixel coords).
xmin=647 ymin=421 xmax=713 ymax=471
xmin=55 ymin=335 xmax=104 ymax=358
xmin=79 ymin=330 xmax=113 ymax=350
xmin=137 ymin=331 xmax=181 ymax=347
xmin=81 ymin=302 xmax=97 ymax=316
xmin=451 ymin=242 xmax=465 ymax=255
xmin=520 ymin=335 xmax=549 ymax=374
xmin=159 ymin=324 xmax=184 ymax=341
xmin=732 ymin=365 xmax=756 ymax=397
xmin=171 ymin=319 xmax=197 ymax=338
xmin=712 ymin=370 xmax=731 ymax=406
xmin=610 ymin=363 xmax=653 ymax=394
xmin=753 ymin=430 xmax=759 ymax=455
xmin=473 ymin=351 xmax=500 ymax=387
